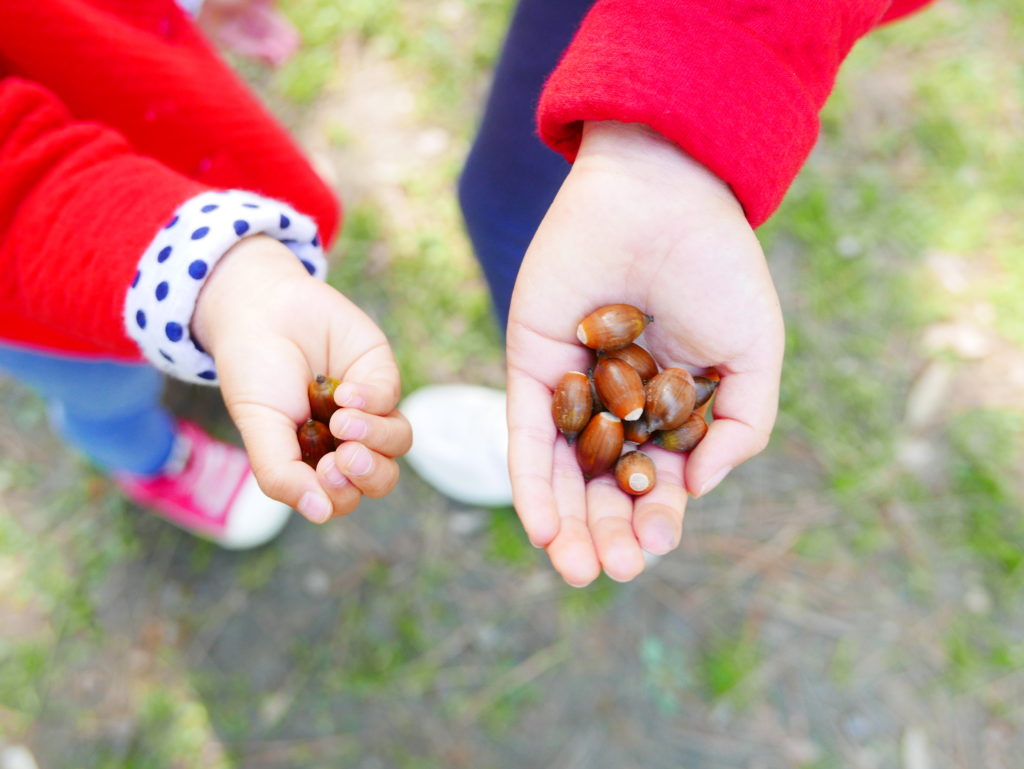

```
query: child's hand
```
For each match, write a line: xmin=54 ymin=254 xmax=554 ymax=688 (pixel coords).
xmin=506 ymin=121 xmax=785 ymax=586
xmin=192 ymin=235 xmax=411 ymax=524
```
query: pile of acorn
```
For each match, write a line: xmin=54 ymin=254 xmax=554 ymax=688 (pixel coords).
xmin=297 ymin=374 xmax=343 ymax=468
xmin=552 ymin=304 xmax=718 ymax=496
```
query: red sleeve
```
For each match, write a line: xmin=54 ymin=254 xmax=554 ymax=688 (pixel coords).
xmin=0 ymin=78 xmax=208 ymax=357
xmin=538 ymin=0 xmax=937 ymax=227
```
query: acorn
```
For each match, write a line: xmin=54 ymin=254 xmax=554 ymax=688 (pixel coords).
xmin=308 ymin=374 xmax=341 ymax=424
xmin=693 ymin=370 xmax=721 ymax=409
xmin=298 ymin=418 xmax=335 ymax=468
xmin=644 ymin=367 xmax=697 ymax=432
xmin=652 ymin=412 xmax=708 ymax=453
xmin=623 ymin=416 xmax=653 ymax=445
xmin=576 ymin=304 xmax=653 ymax=352
xmin=576 ymin=412 xmax=624 ymax=480
xmin=593 ymin=357 xmax=645 ymax=421
xmin=599 ymin=343 xmax=659 ymax=382
xmin=586 ymin=367 xmax=606 ymax=415
xmin=551 ymin=371 xmax=593 ymax=445
xmin=615 ymin=451 xmax=656 ymax=496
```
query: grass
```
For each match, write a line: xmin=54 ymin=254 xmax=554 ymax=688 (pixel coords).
xmin=3 ymin=0 xmax=1024 ymax=766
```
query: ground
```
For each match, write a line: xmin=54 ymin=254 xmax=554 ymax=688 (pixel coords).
xmin=2 ymin=1 xmax=1024 ymax=767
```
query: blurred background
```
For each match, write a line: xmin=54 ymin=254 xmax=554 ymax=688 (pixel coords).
xmin=2 ymin=0 xmax=1023 ymax=766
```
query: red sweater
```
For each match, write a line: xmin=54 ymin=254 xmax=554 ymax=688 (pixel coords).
xmin=0 ymin=0 xmax=933 ymax=360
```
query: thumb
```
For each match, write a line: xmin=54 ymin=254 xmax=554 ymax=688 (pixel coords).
xmin=683 ymin=368 xmax=779 ymax=497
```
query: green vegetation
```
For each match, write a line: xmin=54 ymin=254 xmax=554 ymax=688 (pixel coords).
xmin=3 ymin=0 xmax=1024 ymax=766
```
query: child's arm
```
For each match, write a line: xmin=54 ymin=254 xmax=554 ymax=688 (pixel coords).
xmin=0 ymin=78 xmax=409 ymax=521
xmin=507 ymin=0 xmax=937 ymax=584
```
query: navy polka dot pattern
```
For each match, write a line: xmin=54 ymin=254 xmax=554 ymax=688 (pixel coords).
xmin=165 ymin=322 xmax=184 ymax=342
xmin=124 ymin=189 xmax=326 ymax=386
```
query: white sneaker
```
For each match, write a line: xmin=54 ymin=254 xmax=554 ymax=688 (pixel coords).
xmin=400 ymin=385 xmax=513 ymax=507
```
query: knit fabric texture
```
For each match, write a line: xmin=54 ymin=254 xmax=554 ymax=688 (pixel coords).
xmin=537 ymin=0 xmax=937 ymax=227
xmin=0 ymin=1 xmax=339 ymax=359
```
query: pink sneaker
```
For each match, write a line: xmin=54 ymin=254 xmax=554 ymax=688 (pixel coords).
xmin=199 ymin=0 xmax=300 ymax=67
xmin=115 ymin=420 xmax=291 ymax=550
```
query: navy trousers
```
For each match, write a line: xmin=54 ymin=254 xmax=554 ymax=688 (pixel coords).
xmin=459 ymin=0 xmax=596 ymax=332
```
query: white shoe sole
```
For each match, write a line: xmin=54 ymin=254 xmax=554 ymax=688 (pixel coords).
xmin=400 ymin=385 xmax=513 ymax=507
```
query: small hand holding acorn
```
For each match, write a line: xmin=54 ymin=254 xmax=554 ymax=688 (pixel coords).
xmin=189 ymin=234 xmax=413 ymax=525
xmin=288 ymin=369 xmax=413 ymax=523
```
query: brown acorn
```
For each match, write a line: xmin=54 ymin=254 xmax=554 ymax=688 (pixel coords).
xmin=593 ymin=357 xmax=645 ymax=421
xmin=599 ymin=343 xmax=659 ymax=382
xmin=298 ymin=418 xmax=335 ymax=468
xmin=615 ymin=451 xmax=656 ymax=496
xmin=308 ymin=374 xmax=341 ymax=424
xmin=644 ymin=367 xmax=697 ymax=432
xmin=576 ymin=304 xmax=653 ymax=352
xmin=693 ymin=370 xmax=721 ymax=409
xmin=652 ymin=412 xmax=708 ymax=453
xmin=623 ymin=416 xmax=653 ymax=446
xmin=586 ymin=367 xmax=606 ymax=415
xmin=576 ymin=412 xmax=624 ymax=480
xmin=551 ymin=371 xmax=593 ymax=445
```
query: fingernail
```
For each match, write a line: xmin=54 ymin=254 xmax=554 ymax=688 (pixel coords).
xmin=335 ymin=416 xmax=368 ymax=441
xmin=323 ymin=462 xmax=349 ymax=489
xmin=643 ymin=520 xmax=676 ymax=554
xmin=334 ymin=383 xmax=366 ymax=410
xmin=698 ymin=466 xmax=732 ymax=497
xmin=345 ymin=444 xmax=373 ymax=477
xmin=298 ymin=491 xmax=331 ymax=523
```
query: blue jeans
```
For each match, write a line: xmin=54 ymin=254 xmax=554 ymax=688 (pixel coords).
xmin=460 ymin=0 xmax=596 ymax=332
xmin=0 ymin=0 xmax=591 ymax=473
xmin=0 ymin=344 xmax=175 ymax=476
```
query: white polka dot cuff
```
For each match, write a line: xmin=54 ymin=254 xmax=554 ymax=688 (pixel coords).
xmin=124 ymin=189 xmax=326 ymax=385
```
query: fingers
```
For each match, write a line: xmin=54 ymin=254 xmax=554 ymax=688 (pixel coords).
xmin=544 ymin=439 xmax=598 ymax=587
xmin=586 ymin=475 xmax=645 ymax=583
xmin=231 ymin=402 xmax=337 ymax=523
xmin=329 ymin=408 xmax=412 ymax=458
xmin=232 ymin=397 xmax=405 ymax=524
xmin=507 ymin=370 xmax=561 ymax=547
xmin=544 ymin=443 xmax=687 ymax=586
xmin=328 ymin=442 xmax=402 ymax=499
xmin=313 ymin=441 xmax=402 ymax=516
xmin=632 ymin=448 xmax=687 ymax=555
xmin=314 ymin=451 xmax=363 ymax=517
xmin=509 ymin=368 xmax=689 ymax=586
xmin=684 ymin=369 xmax=778 ymax=497
xmin=333 ymin=343 xmax=402 ymax=417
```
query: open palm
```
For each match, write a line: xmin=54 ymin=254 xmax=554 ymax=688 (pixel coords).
xmin=507 ymin=122 xmax=784 ymax=586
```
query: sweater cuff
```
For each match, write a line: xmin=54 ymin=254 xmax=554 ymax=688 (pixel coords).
xmin=124 ymin=190 xmax=326 ymax=385
xmin=537 ymin=0 xmax=820 ymax=228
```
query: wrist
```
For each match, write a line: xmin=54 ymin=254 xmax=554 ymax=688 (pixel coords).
xmin=192 ymin=235 xmax=310 ymax=355
xmin=576 ymin=121 xmax=743 ymax=215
